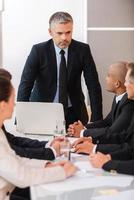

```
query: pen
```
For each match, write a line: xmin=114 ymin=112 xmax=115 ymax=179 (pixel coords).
xmin=68 ymin=151 xmax=71 ymax=161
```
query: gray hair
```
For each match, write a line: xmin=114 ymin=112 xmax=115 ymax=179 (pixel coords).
xmin=49 ymin=12 xmax=73 ymax=28
xmin=127 ymin=62 xmax=134 ymax=83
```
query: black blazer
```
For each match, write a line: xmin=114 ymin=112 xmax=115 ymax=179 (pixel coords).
xmin=94 ymin=114 xmax=134 ymax=175
xmin=96 ymin=112 xmax=134 ymax=154
xmin=3 ymin=125 xmax=55 ymax=160
xmin=83 ymin=93 xmax=134 ymax=140
xmin=102 ymin=130 xmax=134 ymax=175
xmin=103 ymin=159 xmax=134 ymax=175
xmin=17 ymin=39 xmax=102 ymax=124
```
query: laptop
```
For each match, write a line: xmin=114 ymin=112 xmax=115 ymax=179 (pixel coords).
xmin=15 ymin=102 xmax=66 ymax=135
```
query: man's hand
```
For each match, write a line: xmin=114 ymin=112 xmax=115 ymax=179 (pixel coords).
xmin=51 ymin=141 xmax=61 ymax=157
xmin=72 ymin=137 xmax=92 ymax=148
xmin=90 ymin=152 xmax=111 ymax=168
xmin=74 ymin=141 xmax=94 ymax=154
xmin=67 ymin=120 xmax=84 ymax=137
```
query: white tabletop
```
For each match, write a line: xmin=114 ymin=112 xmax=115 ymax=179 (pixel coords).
xmin=30 ymin=153 xmax=134 ymax=200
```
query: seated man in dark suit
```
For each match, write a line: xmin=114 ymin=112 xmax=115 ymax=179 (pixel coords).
xmin=71 ymin=62 xmax=134 ymax=155
xmin=68 ymin=61 xmax=134 ymax=139
xmin=89 ymin=62 xmax=134 ymax=175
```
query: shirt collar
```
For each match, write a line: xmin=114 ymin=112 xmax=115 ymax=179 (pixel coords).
xmin=115 ymin=92 xmax=126 ymax=103
xmin=54 ymin=43 xmax=68 ymax=55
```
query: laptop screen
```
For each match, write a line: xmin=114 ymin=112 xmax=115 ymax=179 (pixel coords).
xmin=15 ymin=102 xmax=65 ymax=135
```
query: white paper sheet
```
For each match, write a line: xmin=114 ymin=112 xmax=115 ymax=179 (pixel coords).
xmin=92 ymin=189 xmax=134 ymax=200
xmin=75 ymin=160 xmax=99 ymax=172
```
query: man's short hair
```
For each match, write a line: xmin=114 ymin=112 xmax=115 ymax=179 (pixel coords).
xmin=49 ymin=11 xmax=73 ymax=28
xmin=127 ymin=62 xmax=134 ymax=83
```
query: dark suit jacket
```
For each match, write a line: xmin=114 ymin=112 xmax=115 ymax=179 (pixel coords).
xmin=103 ymin=159 xmax=134 ymax=175
xmin=96 ymin=113 xmax=134 ymax=156
xmin=83 ymin=93 xmax=134 ymax=141
xmin=102 ymin=127 xmax=134 ymax=175
xmin=3 ymin=125 xmax=55 ymax=160
xmin=17 ymin=39 xmax=102 ymax=124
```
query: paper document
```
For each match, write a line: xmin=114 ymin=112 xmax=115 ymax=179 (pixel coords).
xmin=75 ymin=160 xmax=100 ymax=172
xmin=92 ymin=189 xmax=134 ymax=200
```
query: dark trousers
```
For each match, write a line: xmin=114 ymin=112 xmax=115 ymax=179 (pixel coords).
xmin=66 ymin=107 xmax=78 ymax=129
xmin=10 ymin=187 xmax=30 ymax=200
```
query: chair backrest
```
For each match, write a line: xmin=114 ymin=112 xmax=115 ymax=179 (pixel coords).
xmin=15 ymin=102 xmax=65 ymax=135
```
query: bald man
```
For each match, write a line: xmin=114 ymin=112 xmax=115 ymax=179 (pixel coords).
xmin=68 ymin=61 xmax=134 ymax=139
xmin=70 ymin=62 xmax=134 ymax=155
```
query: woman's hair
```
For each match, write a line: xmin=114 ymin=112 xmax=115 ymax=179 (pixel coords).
xmin=0 ymin=68 xmax=12 ymax=80
xmin=0 ymin=69 xmax=13 ymax=102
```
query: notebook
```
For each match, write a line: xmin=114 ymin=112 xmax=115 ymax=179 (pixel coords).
xmin=15 ymin=102 xmax=65 ymax=135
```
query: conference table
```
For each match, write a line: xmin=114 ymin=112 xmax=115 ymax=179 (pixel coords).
xmin=30 ymin=136 xmax=134 ymax=200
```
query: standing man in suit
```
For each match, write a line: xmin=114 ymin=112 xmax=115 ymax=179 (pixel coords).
xmin=68 ymin=62 xmax=134 ymax=138
xmin=17 ymin=11 xmax=102 ymax=127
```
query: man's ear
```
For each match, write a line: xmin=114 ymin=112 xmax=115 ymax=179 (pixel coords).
xmin=115 ymin=80 xmax=121 ymax=88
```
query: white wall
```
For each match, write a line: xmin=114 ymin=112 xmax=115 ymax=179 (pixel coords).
xmin=87 ymin=0 xmax=134 ymax=117
xmin=1 ymin=0 xmax=87 ymax=132
xmin=2 ymin=0 xmax=134 ymax=131
xmin=2 ymin=0 xmax=85 ymax=93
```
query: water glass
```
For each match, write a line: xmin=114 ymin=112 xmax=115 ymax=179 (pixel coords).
xmin=60 ymin=139 xmax=71 ymax=160
xmin=54 ymin=120 xmax=66 ymax=137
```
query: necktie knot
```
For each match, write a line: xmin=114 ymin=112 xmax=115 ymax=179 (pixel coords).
xmin=60 ymin=49 xmax=65 ymax=55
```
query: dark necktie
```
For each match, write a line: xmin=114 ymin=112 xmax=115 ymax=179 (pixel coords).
xmin=114 ymin=100 xmax=120 ymax=118
xmin=59 ymin=50 xmax=68 ymax=114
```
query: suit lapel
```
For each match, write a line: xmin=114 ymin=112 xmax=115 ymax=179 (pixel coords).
xmin=111 ymin=96 xmax=117 ymax=120
xmin=113 ymin=93 xmax=127 ymax=120
xmin=48 ymin=40 xmax=57 ymax=79
xmin=67 ymin=41 xmax=76 ymax=80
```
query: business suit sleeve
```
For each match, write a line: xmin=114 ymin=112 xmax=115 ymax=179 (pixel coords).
xmin=84 ymin=102 xmax=134 ymax=141
xmin=96 ymin=129 xmax=129 ymax=144
xmin=83 ymin=44 xmax=103 ymax=121
xmin=85 ymin=112 xmax=112 ymax=129
xmin=5 ymin=130 xmax=48 ymax=148
xmin=96 ymin=143 xmax=127 ymax=154
xmin=110 ymin=144 xmax=134 ymax=160
xmin=11 ymin=145 xmax=55 ymax=160
xmin=17 ymin=45 xmax=39 ymax=101
xmin=5 ymin=130 xmax=55 ymax=160
xmin=103 ymin=159 xmax=134 ymax=175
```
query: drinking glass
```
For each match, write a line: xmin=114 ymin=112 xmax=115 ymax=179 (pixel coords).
xmin=54 ymin=120 xmax=66 ymax=137
xmin=60 ymin=138 xmax=71 ymax=160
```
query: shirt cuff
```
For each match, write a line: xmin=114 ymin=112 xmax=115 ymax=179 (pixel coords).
xmin=45 ymin=141 xmax=57 ymax=158
xmin=80 ymin=127 xmax=86 ymax=137
xmin=92 ymin=144 xmax=97 ymax=153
